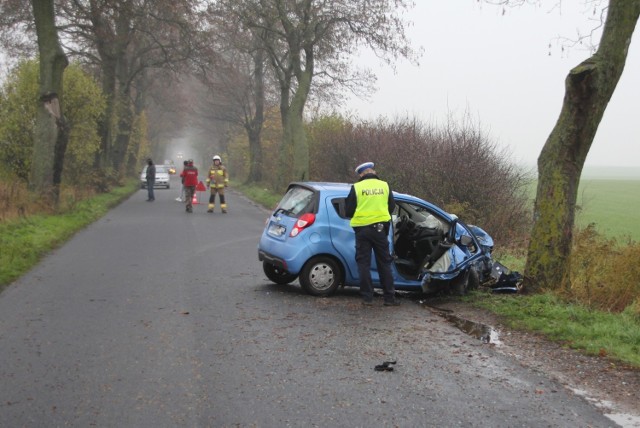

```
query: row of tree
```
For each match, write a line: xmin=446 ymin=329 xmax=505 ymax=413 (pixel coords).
xmin=1 ymin=0 xmax=418 ymax=191
xmin=1 ymin=0 xmax=638 ymax=294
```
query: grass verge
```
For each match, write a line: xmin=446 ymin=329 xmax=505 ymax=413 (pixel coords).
xmin=468 ymin=291 xmax=640 ymax=367
xmin=0 ymin=180 xmax=138 ymax=291
xmin=232 ymin=181 xmax=282 ymax=210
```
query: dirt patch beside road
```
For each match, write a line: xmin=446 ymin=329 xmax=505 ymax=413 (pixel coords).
xmin=431 ymin=300 xmax=640 ymax=426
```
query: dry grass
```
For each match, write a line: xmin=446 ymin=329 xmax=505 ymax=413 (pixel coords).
xmin=564 ymin=224 xmax=640 ymax=314
xmin=0 ymin=179 xmax=97 ymax=222
xmin=0 ymin=180 xmax=39 ymax=221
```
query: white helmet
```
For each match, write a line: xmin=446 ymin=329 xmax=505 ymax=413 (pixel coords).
xmin=212 ymin=155 xmax=221 ymax=162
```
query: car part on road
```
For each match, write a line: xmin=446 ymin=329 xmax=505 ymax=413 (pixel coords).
xmin=487 ymin=262 xmax=523 ymax=293
xmin=374 ymin=361 xmax=397 ymax=371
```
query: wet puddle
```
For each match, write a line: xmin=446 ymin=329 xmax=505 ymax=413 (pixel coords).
xmin=426 ymin=306 xmax=502 ymax=346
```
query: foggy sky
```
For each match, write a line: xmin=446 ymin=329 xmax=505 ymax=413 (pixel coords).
xmin=344 ymin=1 xmax=640 ymax=169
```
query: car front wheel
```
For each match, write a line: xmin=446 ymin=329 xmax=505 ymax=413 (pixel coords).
xmin=467 ymin=268 xmax=479 ymax=291
xmin=299 ymin=256 xmax=342 ymax=296
xmin=450 ymin=270 xmax=470 ymax=296
xmin=263 ymin=261 xmax=298 ymax=285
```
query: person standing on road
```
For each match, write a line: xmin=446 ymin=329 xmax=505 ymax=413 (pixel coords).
xmin=145 ymin=158 xmax=156 ymax=202
xmin=206 ymin=155 xmax=229 ymax=213
xmin=345 ymin=162 xmax=398 ymax=306
xmin=176 ymin=159 xmax=188 ymax=202
xmin=181 ymin=159 xmax=198 ymax=213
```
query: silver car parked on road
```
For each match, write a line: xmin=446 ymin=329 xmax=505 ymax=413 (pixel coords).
xmin=140 ymin=165 xmax=171 ymax=189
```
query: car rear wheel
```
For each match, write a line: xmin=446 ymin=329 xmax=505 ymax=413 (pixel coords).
xmin=263 ymin=261 xmax=298 ymax=285
xmin=299 ymin=256 xmax=342 ymax=296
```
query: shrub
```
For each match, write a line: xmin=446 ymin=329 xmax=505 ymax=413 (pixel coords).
xmin=564 ymin=224 xmax=640 ymax=312
xmin=0 ymin=59 xmax=105 ymax=186
xmin=307 ymin=113 xmax=532 ymax=247
xmin=0 ymin=177 xmax=36 ymax=221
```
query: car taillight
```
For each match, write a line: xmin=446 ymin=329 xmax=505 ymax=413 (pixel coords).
xmin=290 ymin=213 xmax=315 ymax=237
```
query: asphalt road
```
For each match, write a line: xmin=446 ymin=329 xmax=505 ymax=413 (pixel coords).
xmin=0 ymin=178 xmax=619 ymax=427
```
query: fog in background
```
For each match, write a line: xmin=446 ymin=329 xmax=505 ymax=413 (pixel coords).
xmin=1 ymin=2 xmax=637 ymax=176
xmin=344 ymin=1 xmax=640 ymax=173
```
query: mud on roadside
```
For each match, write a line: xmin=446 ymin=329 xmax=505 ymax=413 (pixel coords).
xmin=429 ymin=299 xmax=640 ymax=427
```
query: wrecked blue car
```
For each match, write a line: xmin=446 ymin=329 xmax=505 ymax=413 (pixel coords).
xmin=258 ymin=182 xmax=512 ymax=296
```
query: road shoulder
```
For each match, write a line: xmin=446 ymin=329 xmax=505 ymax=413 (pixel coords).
xmin=434 ymin=300 xmax=640 ymax=426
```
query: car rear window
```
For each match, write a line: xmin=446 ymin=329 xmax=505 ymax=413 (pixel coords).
xmin=275 ymin=186 xmax=316 ymax=217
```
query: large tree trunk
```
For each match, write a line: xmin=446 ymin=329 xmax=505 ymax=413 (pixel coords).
xmin=278 ymin=66 xmax=312 ymax=188
xmin=247 ymin=128 xmax=263 ymax=183
xmin=126 ymin=75 xmax=148 ymax=177
xmin=30 ymin=0 xmax=69 ymax=203
xmin=112 ymin=103 xmax=133 ymax=175
xmin=246 ymin=44 xmax=265 ymax=183
xmin=111 ymin=32 xmax=134 ymax=177
xmin=524 ymin=0 xmax=640 ymax=292
xmin=95 ymin=58 xmax=117 ymax=170
xmin=89 ymin=0 xmax=133 ymax=179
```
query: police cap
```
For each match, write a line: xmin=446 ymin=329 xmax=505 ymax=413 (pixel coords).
xmin=355 ymin=162 xmax=374 ymax=174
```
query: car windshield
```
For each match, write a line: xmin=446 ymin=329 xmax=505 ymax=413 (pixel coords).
xmin=275 ymin=186 xmax=314 ymax=217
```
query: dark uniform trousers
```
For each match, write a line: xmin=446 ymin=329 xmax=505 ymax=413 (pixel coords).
xmin=354 ymin=222 xmax=395 ymax=302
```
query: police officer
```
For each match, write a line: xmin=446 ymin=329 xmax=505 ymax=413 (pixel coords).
xmin=345 ymin=162 xmax=398 ymax=306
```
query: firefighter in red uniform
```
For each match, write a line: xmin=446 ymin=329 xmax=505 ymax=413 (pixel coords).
xmin=180 ymin=159 xmax=199 ymax=213
xmin=206 ymin=155 xmax=229 ymax=213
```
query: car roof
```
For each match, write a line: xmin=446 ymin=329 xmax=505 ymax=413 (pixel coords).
xmin=289 ymin=181 xmax=453 ymax=220
xmin=290 ymin=181 xmax=416 ymax=199
xmin=291 ymin=182 xmax=351 ymax=192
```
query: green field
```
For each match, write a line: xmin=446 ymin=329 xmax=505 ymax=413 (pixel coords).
xmin=575 ymin=179 xmax=640 ymax=240
xmin=527 ymin=178 xmax=640 ymax=241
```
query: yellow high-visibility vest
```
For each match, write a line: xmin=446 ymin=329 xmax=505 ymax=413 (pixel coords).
xmin=350 ymin=179 xmax=391 ymax=227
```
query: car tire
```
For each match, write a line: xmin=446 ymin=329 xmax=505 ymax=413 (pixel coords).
xmin=299 ymin=256 xmax=342 ymax=297
xmin=263 ymin=262 xmax=298 ymax=285
xmin=450 ymin=270 xmax=470 ymax=296
xmin=167 ymin=184 xmax=171 ymax=189
xmin=467 ymin=268 xmax=480 ymax=291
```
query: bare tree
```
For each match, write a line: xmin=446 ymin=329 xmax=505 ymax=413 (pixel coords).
xmin=524 ymin=0 xmax=640 ymax=292
xmin=212 ymin=0 xmax=419 ymax=188
xmin=20 ymin=0 xmax=204 ymax=178
xmin=1 ymin=0 xmax=207 ymax=180
xmin=194 ymin=8 xmax=277 ymax=183
xmin=30 ymin=0 xmax=69 ymax=203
